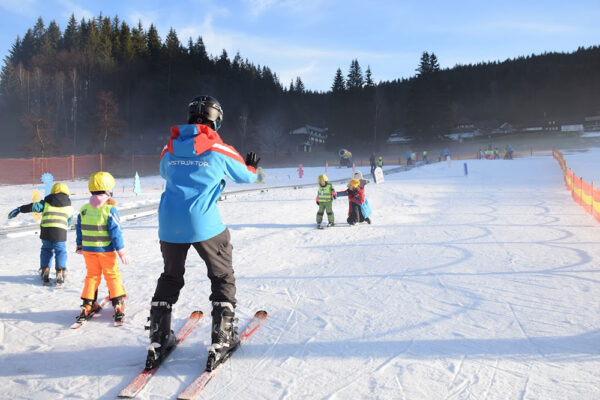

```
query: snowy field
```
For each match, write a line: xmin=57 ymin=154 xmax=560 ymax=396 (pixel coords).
xmin=0 ymin=149 xmax=600 ymax=399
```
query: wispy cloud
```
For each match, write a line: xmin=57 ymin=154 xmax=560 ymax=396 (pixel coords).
xmin=128 ymin=10 xmax=160 ymax=30
xmin=0 ymin=0 xmax=38 ymax=17
xmin=57 ymin=0 xmax=93 ymax=21
xmin=243 ymin=0 xmax=329 ymax=19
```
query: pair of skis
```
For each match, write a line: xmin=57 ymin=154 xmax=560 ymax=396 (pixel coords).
xmin=118 ymin=310 xmax=268 ymax=399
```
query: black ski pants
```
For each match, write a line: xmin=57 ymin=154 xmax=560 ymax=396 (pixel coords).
xmin=152 ymin=228 xmax=236 ymax=306
xmin=347 ymin=203 xmax=365 ymax=225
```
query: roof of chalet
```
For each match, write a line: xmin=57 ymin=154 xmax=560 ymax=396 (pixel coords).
xmin=290 ymin=125 xmax=328 ymax=138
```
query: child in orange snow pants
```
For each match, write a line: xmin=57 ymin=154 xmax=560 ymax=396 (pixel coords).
xmin=80 ymin=251 xmax=126 ymax=299
xmin=76 ymin=172 xmax=130 ymax=323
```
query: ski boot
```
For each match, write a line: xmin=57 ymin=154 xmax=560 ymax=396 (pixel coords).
xmin=145 ymin=301 xmax=176 ymax=370
xmin=56 ymin=269 xmax=66 ymax=285
xmin=327 ymin=222 xmax=335 ymax=227
xmin=39 ymin=267 xmax=50 ymax=284
xmin=365 ymin=217 xmax=371 ymax=224
xmin=112 ymin=296 xmax=125 ymax=326
xmin=206 ymin=301 xmax=240 ymax=371
xmin=76 ymin=299 xmax=101 ymax=323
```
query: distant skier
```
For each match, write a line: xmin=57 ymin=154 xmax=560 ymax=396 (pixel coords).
xmin=369 ymin=153 xmax=377 ymax=176
xmin=337 ymin=179 xmax=372 ymax=225
xmin=147 ymin=95 xmax=259 ymax=372
xmin=505 ymin=145 xmax=514 ymax=160
xmin=443 ymin=148 xmax=451 ymax=161
xmin=7 ymin=183 xmax=74 ymax=284
xmin=315 ymin=174 xmax=336 ymax=228
xmin=76 ymin=171 xmax=129 ymax=324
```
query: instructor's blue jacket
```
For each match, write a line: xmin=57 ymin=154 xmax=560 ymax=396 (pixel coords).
xmin=158 ymin=124 xmax=257 ymax=243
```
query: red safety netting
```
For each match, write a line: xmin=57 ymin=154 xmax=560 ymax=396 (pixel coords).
xmin=0 ymin=154 xmax=159 ymax=185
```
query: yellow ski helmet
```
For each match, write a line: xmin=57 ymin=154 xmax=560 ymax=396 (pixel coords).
xmin=348 ymin=179 xmax=360 ymax=189
xmin=318 ymin=174 xmax=328 ymax=183
xmin=51 ymin=182 xmax=70 ymax=196
xmin=88 ymin=171 xmax=116 ymax=193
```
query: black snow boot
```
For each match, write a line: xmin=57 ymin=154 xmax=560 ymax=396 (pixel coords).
xmin=76 ymin=299 xmax=101 ymax=322
xmin=112 ymin=295 xmax=125 ymax=325
xmin=39 ymin=267 xmax=50 ymax=284
xmin=145 ymin=301 xmax=176 ymax=369
xmin=206 ymin=301 xmax=239 ymax=371
xmin=56 ymin=269 xmax=66 ymax=284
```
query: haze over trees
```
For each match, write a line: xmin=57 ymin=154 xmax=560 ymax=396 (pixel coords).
xmin=1 ymin=14 xmax=600 ymax=157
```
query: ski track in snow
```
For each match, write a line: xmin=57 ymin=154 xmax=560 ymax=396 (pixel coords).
xmin=1 ymin=155 xmax=600 ymax=399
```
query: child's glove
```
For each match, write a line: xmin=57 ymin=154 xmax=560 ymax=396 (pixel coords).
xmin=117 ymin=248 xmax=130 ymax=265
xmin=8 ymin=207 xmax=20 ymax=219
xmin=316 ymin=200 xmax=320 ymax=205
xmin=75 ymin=245 xmax=83 ymax=254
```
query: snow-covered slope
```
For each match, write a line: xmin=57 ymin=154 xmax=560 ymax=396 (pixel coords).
xmin=0 ymin=153 xmax=599 ymax=399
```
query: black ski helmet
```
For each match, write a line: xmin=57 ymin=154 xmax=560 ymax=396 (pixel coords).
xmin=188 ymin=95 xmax=223 ymax=130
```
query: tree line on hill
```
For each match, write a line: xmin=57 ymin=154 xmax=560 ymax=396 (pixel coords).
xmin=1 ymin=14 xmax=599 ymax=158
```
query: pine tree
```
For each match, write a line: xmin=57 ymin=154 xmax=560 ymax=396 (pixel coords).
xmin=331 ymin=68 xmax=345 ymax=92
xmin=416 ymin=51 xmax=431 ymax=76
xmin=131 ymin=22 xmax=147 ymax=58
xmin=32 ymin=17 xmax=46 ymax=54
xmin=346 ymin=59 xmax=364 ymax=89
xmin=295 ymin=76 xmax=305 ymax=93
xmin=146 ymin=24 xmax=162 ymax=65
xmin=62 ymin=14 xmax=80 ymax=51
xmin=365 ymin=66 xmax=374 ymax=87
xmin=429 ymin=53 xmax=440 ymax=72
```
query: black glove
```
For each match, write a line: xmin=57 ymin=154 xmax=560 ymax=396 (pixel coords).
xmin=316 ymin=200 xmax=320 ymax=205
xmin=245 ymin=152 xmax=260 ymax=169
xmin=8 ymin=207 xmax=20 ymax=219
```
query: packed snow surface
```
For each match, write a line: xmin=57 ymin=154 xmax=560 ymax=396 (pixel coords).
xmin=0 ymin=151 xmax=599 ymax=399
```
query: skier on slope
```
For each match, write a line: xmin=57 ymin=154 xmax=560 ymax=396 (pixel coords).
xmin=337 ymin=178 xmax=372 ymax=225
xmin=76 ymin=171 xmax=130 ymax=324
xmin=7 ymin=183 xmax=74 ymax=284
xmin=315 ymin=174 xmax=337 ymax=228
xmin=146 ymin=95 xmax=259 ymax=371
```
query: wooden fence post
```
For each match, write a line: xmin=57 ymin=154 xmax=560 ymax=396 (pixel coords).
xmin=71 ymin=155 xmax=75 ymax=181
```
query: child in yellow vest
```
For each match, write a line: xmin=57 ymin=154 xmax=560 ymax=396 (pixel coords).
xmin=75 ymin=171 xmax=130 ymax=324
xmin=7 ymin=183 xmax=74 ymax=285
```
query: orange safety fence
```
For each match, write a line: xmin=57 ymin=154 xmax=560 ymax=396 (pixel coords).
xmin=0 ymin=154 xmax=159 ymax=185
xmin=1 ymin=148 xmax=557 ymax=185
xmin=553 ymin=148 xmax=600 ymax=223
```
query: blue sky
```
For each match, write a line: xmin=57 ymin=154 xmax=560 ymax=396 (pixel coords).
xmin=1 ymin=0 xmax=599 ymax=92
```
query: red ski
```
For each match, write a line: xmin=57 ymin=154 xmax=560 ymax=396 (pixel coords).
xmin=177 ymin=310 xmax=268 ymax=400
xmin=118 ymin=310 xmax=204 ymax=398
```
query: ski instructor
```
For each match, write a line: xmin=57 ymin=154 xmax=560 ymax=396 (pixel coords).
xmin=146 ymin=95 xmax=260 ymax=371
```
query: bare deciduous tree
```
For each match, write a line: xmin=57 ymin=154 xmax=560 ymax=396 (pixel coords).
xmin=94 ymin=91 xmax=126 ymax=153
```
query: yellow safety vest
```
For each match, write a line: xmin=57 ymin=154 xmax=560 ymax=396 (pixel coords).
xmin=40 ymin=203 xmax=74 ymax=231
xmin=80 ymin=203 xmax=113 ymax=248
xmin=317 ymin=184 xmax=335 ymax=202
